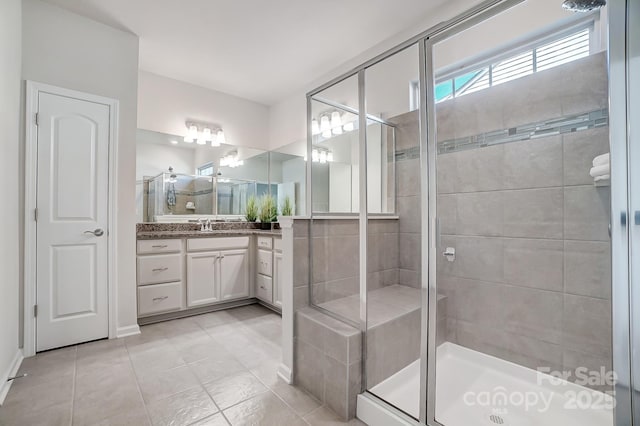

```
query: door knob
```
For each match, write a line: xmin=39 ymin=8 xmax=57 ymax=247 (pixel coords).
xmin=84 ymin=228 xmax=104 ymax=237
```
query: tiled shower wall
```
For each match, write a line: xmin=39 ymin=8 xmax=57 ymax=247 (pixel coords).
xmin=435 ymin=52 xmax=612 ymax=388
xmin=308 ymin=219 xmax=400 ymax=307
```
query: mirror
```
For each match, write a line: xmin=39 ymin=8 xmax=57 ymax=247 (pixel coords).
xmin=269 ymin=140 xmax=307 ymax=217
xmin=136 ymin=129 xmax=268 ymax=222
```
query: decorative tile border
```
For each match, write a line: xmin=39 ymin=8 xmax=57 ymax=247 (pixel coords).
xmin=437 ymin=108 xmax=608 ymax=154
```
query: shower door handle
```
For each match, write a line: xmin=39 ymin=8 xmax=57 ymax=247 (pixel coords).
xmin=84 ymin=228 xmax=104 ymax=237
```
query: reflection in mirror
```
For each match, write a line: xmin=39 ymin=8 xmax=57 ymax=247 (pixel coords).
xmin=270 ymin=140 xmax=307 ymax=216
xmin=136 ymin=129 xmax=267 ymax=222
xmin=311 ymin=98 xmax=359 ymax=213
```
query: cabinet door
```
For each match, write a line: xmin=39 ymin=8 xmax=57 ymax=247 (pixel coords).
xmin=186 ymin=252 xmax=219 ymax=307
xmin=273 ymin=251 xmax=283 ymax=308
xmin=220 ymin=249 xmax=249 ymax=301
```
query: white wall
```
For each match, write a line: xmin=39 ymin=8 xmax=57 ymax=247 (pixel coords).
xmin=22 ymin=0 xmax=140 ymax=336
xmin=0 ymin=0 xmax=22 ymax=401
xmin=136 ymin=142 xmax=196 ymax=180
xmin=138 ymin=71 xmax=271 ymax=151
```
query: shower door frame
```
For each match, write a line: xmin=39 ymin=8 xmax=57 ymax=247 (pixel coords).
xmin=304 ymin=0 xmax=634 ymax=424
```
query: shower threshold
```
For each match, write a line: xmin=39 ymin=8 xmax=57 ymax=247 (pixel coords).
xmin=363 ymin=342 xmax=613 ymax=426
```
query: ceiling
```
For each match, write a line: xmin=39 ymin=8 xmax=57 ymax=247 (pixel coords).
xmin=41 ymin=0 xmax=450 ymax=105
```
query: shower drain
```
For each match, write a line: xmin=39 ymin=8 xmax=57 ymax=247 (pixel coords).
xmin=488 ymin=414 xmax=507 ymax=425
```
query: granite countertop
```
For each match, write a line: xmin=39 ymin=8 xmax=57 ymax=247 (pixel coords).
xmin=137 ymin=229 xmax=282 ymax=240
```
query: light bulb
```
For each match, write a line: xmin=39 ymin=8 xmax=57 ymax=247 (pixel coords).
xmin=202 ymin=127 xmax=212 ymax=142
xmin=320 ymin=115 xmax=330 ymax=132
xmin=331 ymin=111 xmax=342 ymax=129
xmin=319 ymin=151 xmax=327 ymax=163
xmin=327 ymin=152 xmax=334 ymax=162
xmin=332 ymin=126 xmax=343 ymax=135
xmin=196 ymin=132 xmax=206 ymax=145
xmin=343 ymin=121 xmax=354 ymax=132
xmin=184 ymin=135 xmax=194 ymax=143
xmin=215 ymin=130 xmax=225 ymax=146
xmin=312 ymin=149 xmax=319 ymax=162
xmin=311 ymin=119 xmax=320 ymax=135
xmin=321 ymin=129 xmax=332 ymax=138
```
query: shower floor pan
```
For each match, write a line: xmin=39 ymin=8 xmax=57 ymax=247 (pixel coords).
xmin=368 ymin=342 xmax=613 ymax=426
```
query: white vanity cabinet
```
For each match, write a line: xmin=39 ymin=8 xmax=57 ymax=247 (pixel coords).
xmin=137 ymin=233 xmax=281 ymax=321
xmin=136 ymin=239 xmax=184 ymax=317
xmin=255 ymin=236 xmax=282 ymax=309
xmin=186 ymin=237 xmax=250 ymax=308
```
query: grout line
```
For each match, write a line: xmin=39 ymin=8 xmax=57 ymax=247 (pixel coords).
xmin=122 ymin=339 xmax=154 ymax=426
xmin=69 ymin=346 xmax=77 ymax=426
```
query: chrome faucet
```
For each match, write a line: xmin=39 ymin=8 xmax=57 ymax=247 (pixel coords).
xmin=205 ymin=218 xmax=212 ymax=232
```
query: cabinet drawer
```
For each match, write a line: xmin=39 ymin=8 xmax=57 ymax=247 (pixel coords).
xmin=257 ymin=249 xmax=272 ymax=276
xmin=137 ymin=239 xmax=182 ymax=254
xmin=138 ymin=282 xmax=183 ymax=316
xmin=256 ymin=274 xmax=273 ymax=303
xmin=257 ymin=236 xmax=273 ymax=250
xmin=273 ymin=237 xmax=282 ymax=252
xmin=187 ymin=237 xmax=249 ymax=252
xmin=137 ymin=254 xmax=182 ymax=285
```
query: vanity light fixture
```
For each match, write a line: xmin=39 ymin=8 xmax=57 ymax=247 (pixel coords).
xmin=311 ymin=119 xmax=320 ymax=136
xmin=220 ymin=151 xmax=244 ymax=168
xmin=184 ymin=122 xmax=224 ymax=147
xmin=310 ymin=148 xmax=334 ymax=163
xmin=184 ymin=125 xmax=198 ymax=143
xmin=331 ymin=111 xmax=342 ymax=129
xmin=198 ymin=127 xmax=212 ymax=145
xmin=213 ymin=130 xmax=226 ymax=147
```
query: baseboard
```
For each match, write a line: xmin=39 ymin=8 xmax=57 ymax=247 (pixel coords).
xmin=0 ymin=349 xmax=24 ymax=406
xmin=116 ymin=324 xmax=141 ymax=338
xmin=277 ymin=363 xmax=293 ymax=384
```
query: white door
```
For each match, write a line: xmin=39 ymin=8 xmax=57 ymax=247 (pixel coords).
xmin=220 ymin=249 xmax=249 ymax=301
xmin=36 ymin=92 xmax=110 ymax=352
xmin=273 ymin=251 xmax=283 ymax=308
xmin=186 ymin=252 xmax=220 ymax=307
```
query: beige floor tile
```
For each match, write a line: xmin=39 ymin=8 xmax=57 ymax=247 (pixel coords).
xmin=190 ymin=413 xmax=230 ymax=426
xmin=2 ymin=373 xmax=74 ymax=414
xmin=204 ymin=371 xmax=268 ymax=410
xmin=136 ymin=365 xmax=201 ymax=403
xmin=189 ymin=353 xmax=247 ymax=384
xmin=249 ymin=358 xmax=281 ymax=388
xmin=129 ymin=343 xmax=186 ymax=374
xmin=73 ymin=380 xmax=146 ymax=426
xmin=0 ymin=401 xmax=71 ymax=426
xmin=146 ymin=387 xmax=218 ymax=426
xmin=304 ymin=406 xmax=367 ymax=425
xmin=91 ymin=407 xmax=151 ymax=426
xmin=223 ymin=391 xmax=307 ymax=426
xmin=75 ymin=362 xmax=137 ymax=397
xmin=270 ymin=381 xmax=321 ymax=417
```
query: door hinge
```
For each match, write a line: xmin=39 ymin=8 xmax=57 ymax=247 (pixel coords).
xmin=35 ymin=112 xmax=39 ymax=126
xmin=34 ymin=208 xmax=38 ymax=222
xmin=33 ymin=305 xmax=38 ymax=318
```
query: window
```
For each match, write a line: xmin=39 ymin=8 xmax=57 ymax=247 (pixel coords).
xmin=435 ymin=26 xmax=591 ymax=103
xmin=197 ymin=162 xmax=214 ymax=177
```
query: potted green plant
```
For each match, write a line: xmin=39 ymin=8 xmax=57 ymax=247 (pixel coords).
xmin=245 ymin=195 xmax=258 ymax=222
xmin=280 ymin=196 xmax=293 ymax=217
xmin=258 ymin=194 xmax=277 ymax=230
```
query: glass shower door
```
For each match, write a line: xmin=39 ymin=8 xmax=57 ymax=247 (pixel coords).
xmin=426 ymin=1 xmax=616 ymax=425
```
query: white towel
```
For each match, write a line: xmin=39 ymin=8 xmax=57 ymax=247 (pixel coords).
xmin=592 ymin=153 xmax=610 ymax=167
xmin=594 ymin=174 xmax=610 ymax=182
xmin=590 ymin=164 xmax=610 ymax=178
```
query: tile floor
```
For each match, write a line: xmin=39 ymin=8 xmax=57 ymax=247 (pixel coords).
xmin=0 ymin=304 xmax=366 ymax=426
